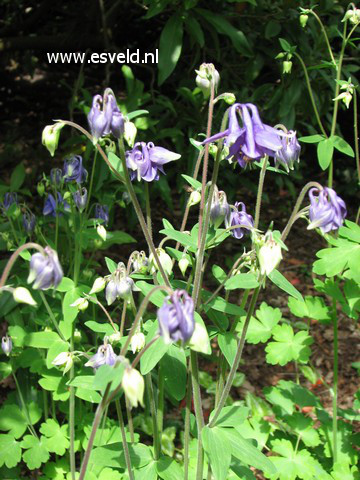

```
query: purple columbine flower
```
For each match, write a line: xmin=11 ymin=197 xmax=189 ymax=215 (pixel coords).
xmin=85 ymin=342 xmax=117 ymax=369
xmin=225 ymin=202 xmax=254 ymax=239
xmin=274 ymin=130 xmax=301 ymax=172
xmin=63 ymin=155 xmax=88 ymax=184
xmin=73 ymin=187 xmax=88 ymax=213
xmin=157 ymin=290 xmax=195 ymax=344
xmin=203 ymin=103 xmax=291 ymax=167
xmin=1 ymin=335 xmax=12 ymax=356
xmin=1 ymin=193 xmax=18 ymax=213
xmin=308 ymin=187 xmax=347 ymax=234
xmin=27 ymin=246 xmax=63 ymax=290
xmin=105 ymin=262 xmax=135 ymax=305
xmin=43 ymin=193 xmax=71 ymax=217
xmin=23 ymin=212 xmax=36 ymax=233
xmin=50 ymin=168 xmax=63 ymax=186
xmin=126 ymin=141 xmax=181 ymax=182
xmin=209 ymin=186 xmax=230 ymax=229
xmin=94 ymin=203 xmax=109 ymax=225
xmin=88 ymin=89 xmax=125 ymax=141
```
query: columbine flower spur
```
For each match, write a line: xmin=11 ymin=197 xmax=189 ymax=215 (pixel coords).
xmin=85 ymin=342 xmax=117 ymax=369
xmin=27 ymin=246 xmax=63 ymax=290
xmin=88 ymin=89 xmax=125 ymax=141
xmin=157 ymin=290 xmax=195 ymax=344
xmin=62 ymin=155 xmax=88 ymax=184
xmin=226 ymin=201 xmax=254 ymax=239
xmin=308 ymin=187 xmax=347 ymax=233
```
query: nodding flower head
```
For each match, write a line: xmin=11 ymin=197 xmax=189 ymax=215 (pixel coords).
xmin=94 ymin=203 xmax=109 ymax=225
xmin=274 ymin=130 xmax=301 ymax=172
xmin=131 ymin=251 xmax=149 ymax=274
xmin=308 ymin=187 xmax=347 ymax=234
xmin=23 ymin=212 xmax=36 ymax=233
xmin=1 ymin=193 xmax=18 ymax=213
xmin=1 ymin=335 xmax=12 ymax=356
xmin=203 ymin=103 xmax=295 ymax=168
xmin=195 ymin=63 xmax=220 ymax=96
xmin=105 ymin=262 xmax=135 ymax=306
xmin=126 ymin=141 xmax=180 ymax=182
xmin=208 ymin=186 xmax=230 ymax=229
xmin=88 ymin=89 xmax=125 ymax=142
xmin=50 ymin=168 xmax=63 ymax=186
xmin=85 ymin=341 xmax=117 ymax=369
xmin=43 ymin=192 xmax=70 ymax=217
xmin=73 ymin=187 xmax=88 ymax=213
xmin=225 ymin=202 xmax=254 ymax=239
xmin=27 ymin=246 xmax=63 ymax=290
xmin=63 ymin=155 xmax=88 ymax=184
xmin=157 ymin=290 xmax=195 ymax=344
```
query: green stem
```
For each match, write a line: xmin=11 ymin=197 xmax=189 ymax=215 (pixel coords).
xmin=8 ymin=217 xmax=20 ymax=246
xmin=190 ymin=350 xmax=204 ymax=480
xmin=146 ymin=374 xmax=161 ymax=461
xmin=310 ymin=11 xmax=336 ymax=65
xmin=157 ymin=362 xmax=165 ymax=454
xmin=12 ymin=369 xmax=38 ymax=438
xmin=294 ymin=52 xmax=327 ymax=137
xmin=69 ymin=362 xmax=76 ymax=480
xmin=115 ymin=398 xmax=134 ymax=480
xmin=125 ymin=397 xmax=135 ymax=443
xmin=209 ymin=285 xmax=261 ymax=427
xmin=39 ymin=291 xmax=67 ymax=342
xmin=85 ymin=151 xmax=98 ymax=216
xmin=254 ymin=156 xmax=268 ymax=229
xmin=43 ymin=389 xmax=49 ymax=421
xmin=184 ymin=365 xmax=192 ymax=480
xmin=332 ymin=299 xmax=338 ymax=465
xmin=144 ymin=182 xmax=152 ymax=240
xmin=353 ymin=89 xmax=360 ymax=183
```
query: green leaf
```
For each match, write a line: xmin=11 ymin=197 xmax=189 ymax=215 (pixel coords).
xmin=158 ymin=14 xmax=183 ymax=85
xmin=0 ymin=434 xmax=22 ymax=468
xmin=68 ymin=375 xmax=95 ymax=389
xmin=92 ymin=363 xmax=124 ymax=394
xmin=185 ymin=15 xmax=205 ymax=47
xmin=218 ymin=332 xmax=237 ymax=367
xmin=105 ymin=257 xmax=118 ymax=273
xmin=107 ymin=152 xmax=123 ymax=177
xmin=225 ymin=273 xmax=259 ymax=290
xmin=239 ymin=302 xmax=282 ymax=344
xmin=223 ymin=427 xmax=276 ymax=475
xmin=209 ymin=406 xmax=249 ymax=428
xmin=332 ymin=136 xmax=354 ymax=157
xmin=278 ymin=37 xmax=291 ymax=52
xmin=161 ymin=345 xmax=187 ymax=401
xmin=285 ymin=412 xmax=321 ymax=447
xmin=56 ymin=277 xmax=75 ymax=292
xmin=136 ymin=281 xmax=167 ymax=307
xmin=196 ymin=8 xmax=252 ymax=56
xmin=201 ymin=290 xmax=246 ymax=316
xmin=135 ymin=461 xmax=158 ymax=480
xmin=140 ymin=321 xmax=169 ymax=375
xmin=61 ymin=287 xmax=82 ymax=339
xmin=39 ymin=372 xmax=69 ymax=401
xmin=75 ymin=388 xmax=102 ymax=404
xmin=317 ymin=138 xmax=334 ymax=170
xmin=288 ymin=296 xmax=331 ymax=322
xmin=265 ymin=324 xmax=313 ymax=366
xmin=90 ymin=442 xmax=152 ymax=469
xmin=10 ymin=163 xmax=26 ymax=191
xmin=202 ymin=426 xmax=232 ymax=480
xmin=21 ymin=435 xmax=50 ymax=470
xmin=24 ymin=331 xmax=60 ymax=348
xmin=46 ymin=339 xmax=69 ymax=369
xmin=85 ymin=321 xmax=118 ymax=335
xmin=268 ymin=269 xmax=303 ymax=302
xmin=0 ymin=403 xmax=41 ymax=438
xmin=156 ymin=456 xmax=183 ymax=480
xmin=0 ymin=361 xmax=12 ymax=380
xmin=298 ymin=134 xmax=324 ymax=144
xmin=181 ymin=174 xmax=202 ymax=190
xmin=100 ymin=230 xmax=136 ymax=249
xmin=160 ymin=228 xmax=197 ymax=250
xmin=127 ymin=109 xmax=149 ymax=120
xmin=40 ymin=419 xmax=69 ymax=455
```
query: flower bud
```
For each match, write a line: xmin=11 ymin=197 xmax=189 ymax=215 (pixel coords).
xmin=42 ymin=123 xmax=65 ymax=157
xmin=109 ymin=331 xmax=122 ymax=344
xmin=130 ymin=331 xmax=146 ymax=354
xmin=70 ymin=297 xmax=89 ymax=311
xmin=73 ymin=188 xmax=88 ymax=213
xmin=124 ymin=120 xmax=137 ymax=147
xmin=22 ymin=213 xmax=36 ymax=234
xmin=258 ymin=236 xmax=283 ymax=276
xmin=188 ymin=190 xmax=201 ymax=207
xmin=208 ymin=186 xmax=230 ymax=229
xmin=224 ymin=93 xmax=236 ymax=105
xmin=90 ymin=277 xmax=106 ymax=294
xmin=37 ymin=182 xmax=45 ymax=196
xmin=208 ymin=143 xmax=218 ymax=157
xmin=122 ymin=367 xmax=144 ymax=408
xmin=1 ymin=335 xmax=12 ymax=356
xmin=333 ymin=91 xmax=353 ymax=109
xmin=13 ymin=287 xmax=37 ymax=306
xmin=97 ymin=224 xmax=107 ymax=241
xmin=300 ymin=14 xmax=308 ymax=27
xmin=27 ymin=246 xmax=63 ymax=290
xmin=195 ymin=63 xmax=220 ymax=97
xmin=131 ymin=251 xmax=149 ymax=274
xmin=283 ymin=60 xmax=292 ymax=74
xmin=52 ymin=351 xmax=73 ymax=374
xmin=188 ymin=323 xmax=211 ymax=355
xmin=179 ymin=256 xmax=190 ymax=276
xmin=74 ymin=329 xmax=82 ymax=343
xmin=342 ymin=8 xmax=360 ymax=24
xmin=149 ymin=248 xmax=173 ymax=276
xmin=50 ymin=168 xmax=63 ymax=186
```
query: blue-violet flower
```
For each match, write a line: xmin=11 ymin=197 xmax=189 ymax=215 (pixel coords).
xmin=63 ymin=155 xmax=88 ymax=184
xmin=43 ymin=193 xmax=70 ymax=217
xmin=73 ymin=187 xmax=88 ymax=213
xmin=23 ymin=212 xmax=36 ymax=233
xmin=95 ymin=203 xmax=109 ymax=225
xmin=157 ymin=290 xmax=195 ymax=344
xmin=85 ymin=342 xmax=117 ymax=369
xmin=88 ymin=89 xmax=124 ymax=141
xmin=27 ymin=246 xmax=63 ymax=290
xmin=308 ymin=187 xmax=347 ymax=234
xmin=225 ymin=202 xmax=254 ymax=239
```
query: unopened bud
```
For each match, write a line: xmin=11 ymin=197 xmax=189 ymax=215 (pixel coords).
xmin=89 ymin=277 xmax=106 ymax=294
xmin=258 ymin=237 xmax=283 ymax=276
xmin=179 ymin=256 xmax=190 ymax=276
xmin=124 ymin=121 xmax=137 ymax=147
xmin=52 ymin=351 xmax=73 ymax=375
xmin=130 ymin=331 xmax=146 ymax=354
xmin=37 ymin=182 xmax=45 ymax=196
xmin=188 ymin=323 xmax=211 ymax=355
xmin=13 ymin=287 xmax=37 ymax=306
xmin=300 ymin=14 xmax=308 ymax=27
xmin=283 ymin=60 xmax=292 ymax=74
xmin=70 ymin=297 xmax=89 ymax=311
xmin=42 ymin=123 xmax=65 ymax=157
xmin=188 ymin=190 xmax=201 ymax=207
xmin=97 ymin=224 xmax=107 ymax=241
xmin=149 ymin=248 xmax=173 ymax=276
xmin=122 ymin=367 xmax=145 ymax=408
xmin=195 ymin=63 xmax=220 ymax=97
xmin=1 ymin=335 xmax=12 ymax=356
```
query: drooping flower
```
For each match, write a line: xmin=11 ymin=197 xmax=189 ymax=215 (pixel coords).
xmin=87 ymin=89 xmax=124 ymax=142
xmin=131 ymin=251 xmax=149 ymax=274
xmin=1 ymin=335 xmax=12 ymax=356
xmin=43 ymin=193 xmax=70 ymax=217
xmin=157 ymin=290 xmax=195 ymax=344
xmin=149 ymin=248 xmax=173 ymax=276
xmin=195 ymin=63 xmax=220 ymax=97
xmin=203 ymin=103 xmax=291 ymax=167
xmin=225 ymin=202 xmax=254 ymax=239
xmin=274 ymin=130 xmax=301 ymax=171
xmin=94 ymin=204 xmax=109 ymax=225
xmin=27 ymin=246 xmax=63 ymax=290
xmin=50 ymin=168 xmax=63 ymax=186
xmin=208 ymin=186 xmax=230 ymax=229
xmin=122 ymin=367 xmax=144 ymax=408
xmin=85 ymin=342 xmax=117 ymax=369
xmin=23 ymin=212 xmax=36 ymax=233
xmin=258 ymin=235 xmax=283 ymax=276
xmin=130 ymin=329 xmax=146 ymax=354
xmin=52 ymin=351 xmax=73 ymax=374
xmin=1 ymin=193 xmax=18 ymax=213
xmin=42 ymin=122 xmax=64 ymax=157
xmin=105 ymin=263 xmax=136 ymax=306
xmin=126 ymin=142 xmax=180 ymax=182
xmin=63 ymin=155 xmax=88 ymax=184
xmin=73 ymin=187 xmax=88 ymax=212
xmin=308 ymin=187 xmax=347 ymax=234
